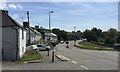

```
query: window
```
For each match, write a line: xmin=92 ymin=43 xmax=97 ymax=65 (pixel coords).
xmin=37 ymin=45 xmax=42 ymax=47
xmin=22 ymin=29 xmax=24 ymax=39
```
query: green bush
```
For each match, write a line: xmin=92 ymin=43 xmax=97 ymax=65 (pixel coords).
xmin=104 ymin=37 xmax=115 ymax=46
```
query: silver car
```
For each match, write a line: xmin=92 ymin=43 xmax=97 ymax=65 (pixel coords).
xmin=37 ymin=44 xmax=51 ymax=51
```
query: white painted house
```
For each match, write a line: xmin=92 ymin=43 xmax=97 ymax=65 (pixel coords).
xmin=45 ymin=32 xmax=58 ymax=43
xmin=50 ymin=33 xmax=58 ymax=43
xmin=0 ymin=10 xmax=26 ymax=61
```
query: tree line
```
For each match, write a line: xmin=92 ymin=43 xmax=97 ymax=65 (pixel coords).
xmin=83 ymin=28 xmax=120 ymax=46
xmin=51 ymin=28 xmax=120 ymax=46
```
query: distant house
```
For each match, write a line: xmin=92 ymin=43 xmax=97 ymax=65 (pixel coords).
xmin=23 ymin=23 xmax=41 ymax=45
xmin=45 ymin=31 xmax=50 ymax=41
xmin=25 ymin=27 xmax=37 ymax=45
xmin=45 ymin=32 xmax=58 ymax=43
xmin=50 ymin=33 xmax=58 ymax=43
xmin=32 ymin=27 xmax=42 ymax=44
xmin=35 ymin=26 xmax=45 ymax=39
xmin=0 ymin=10 xmax=26 ymax=61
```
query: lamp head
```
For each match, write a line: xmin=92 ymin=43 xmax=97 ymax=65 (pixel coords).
xmin=50 ymin=11 xmax=54 ymax=13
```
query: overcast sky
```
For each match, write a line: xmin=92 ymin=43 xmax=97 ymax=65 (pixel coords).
xmin=0 ymin=2 xmax=118 ymax=32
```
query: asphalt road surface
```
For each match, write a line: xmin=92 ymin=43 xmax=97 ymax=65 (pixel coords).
xmin=56 ymin=40 xmax=118 ymax=70
xmin=2 ymin=40 xmax=118 ymax=70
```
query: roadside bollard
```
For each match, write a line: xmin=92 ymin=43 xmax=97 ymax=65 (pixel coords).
xmin=47 ymin=50 xmax=49 ymax=56
xmin=52 ymin=51 xmax=55 ymax=62
xmin=66 ymin=44 xmax=69 ymax=48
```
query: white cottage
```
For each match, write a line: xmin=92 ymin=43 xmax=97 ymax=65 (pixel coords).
xmin=26 ymin=27 xmax=37 ymax=45
xmin=0 ymin=10 xmax=26 ymax=61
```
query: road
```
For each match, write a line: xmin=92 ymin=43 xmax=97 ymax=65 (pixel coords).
xmin=56 ymin=40 xmax=118 ymax=70
xmin=2 ymin=40 xmax=118 ymax=70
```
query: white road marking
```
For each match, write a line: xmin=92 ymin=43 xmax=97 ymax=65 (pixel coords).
xmin=81 ymin=65 xmax=88 ymax=70
xmin=72 ymin=61 xmax=77 ymax=64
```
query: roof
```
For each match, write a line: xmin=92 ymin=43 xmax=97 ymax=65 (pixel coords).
xmin=51 ymin=33 xmax=57 ymax=37
xmin=40 ymin=26 xmax=44 ymax=29
xmin=26 ymin=27 xmax=41 ymax=35
xmin=1 ymin=10 xmax=25 ymax=29
xmin=33 ymin=29 xmax=41 ymax=35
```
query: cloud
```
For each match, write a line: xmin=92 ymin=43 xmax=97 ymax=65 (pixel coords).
xmin=0 ymin=0 xmax=7 ymax=9
xmin=17 ymin=4 xmax=23 ymax=9
xmin=8 ymin=4 xmax=23 ymax=9
xmin=13 ymin=14 xmax=18 ymax=19
xmin=0 ymin=0 xmax=23 ymax=9
xmin=8 ymin=4 xmax=17 ymax=9
xmin=5 ymin=0 xmax=119 ymax=2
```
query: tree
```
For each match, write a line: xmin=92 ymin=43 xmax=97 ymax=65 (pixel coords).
xmin=83 ymin=29 xmax=98 ymax=42
xmin=116 ymin=32 xmax=120 ymax=43
xmin=52 ymin=28 xmax=68 ymax=41
xmin=104 ymin=37 xmax=115 ymax=46
xmin=108 ymin=28 xmax=117 ymax=38
xmin=91 ymin=27 xmax=102 ymax=38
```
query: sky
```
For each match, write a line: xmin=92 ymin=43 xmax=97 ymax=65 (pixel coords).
xmin=0 ymin=2 xmax=118 ymax=32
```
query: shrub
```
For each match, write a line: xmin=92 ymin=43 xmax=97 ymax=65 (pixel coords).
xmin=104 ymin=37 xmax=115 ymax=46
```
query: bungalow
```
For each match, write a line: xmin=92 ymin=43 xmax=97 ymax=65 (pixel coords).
xmin=0 ymin=10 xmax=26 ymax=61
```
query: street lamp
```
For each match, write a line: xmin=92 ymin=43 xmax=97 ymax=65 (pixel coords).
xmin=49 ymin=11 xmax=54 ymax=30
xmin=74 ymin=27 xmax=76 ymax=46
xmin=47 ymin=11 xmax=54 ymax=57
xmin=48 ymin=11 xmax=54 ymax=41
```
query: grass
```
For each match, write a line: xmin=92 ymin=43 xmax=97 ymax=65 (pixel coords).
xmin=15 ymin=51 xmax=42 ymax=64
xmin=114 ymin=43 xmax=120 ymax=46
xmin=78 ymin=41 xmax=105 ymax=48
xmin=74 ymin=45 xmax=118 ymax=51
xmin=50 ymin=45 xmax=55 ymax=50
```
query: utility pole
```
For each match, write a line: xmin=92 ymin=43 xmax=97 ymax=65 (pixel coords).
xmin=27 ymin=11 xmax=31 ymax=45
xmin=22 ymin=17 xmax=23 ymax=22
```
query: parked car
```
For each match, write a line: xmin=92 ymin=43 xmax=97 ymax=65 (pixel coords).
xmin=33 ymin=48 xmax=39 ymax=53
xmin=51 ymin=42 xmax=56 ymax=46
xmin=37 ymin=44 xmax=51 ymax=51
xmin=114 ymin=45 xmax=120 ymax=49
xmin=60 ymin=41 xmax=64 ymax=44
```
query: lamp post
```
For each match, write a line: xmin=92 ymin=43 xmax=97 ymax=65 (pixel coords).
xmin=48 ymin=11 xmax=54 ymax=41
xmin=74 ymin=27 xmax=76 ymax=46
xmin=48 ymin=11 xmax=54 ymax=57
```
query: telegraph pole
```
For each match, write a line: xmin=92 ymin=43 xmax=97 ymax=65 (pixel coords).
xmin=27 ymin=11 xmax=31 ymax=45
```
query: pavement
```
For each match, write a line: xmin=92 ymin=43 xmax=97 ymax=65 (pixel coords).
xmin=2 ymin=40 xmax=119 ymax=70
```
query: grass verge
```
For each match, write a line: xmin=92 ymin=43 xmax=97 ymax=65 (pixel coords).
xmin=50 ymin=45 xmax=55 ymax=50
xmin=74 ymin=45 xmax=118 ymax=51
xmin=78 ymin=41 xmax=105 ymax=48
xmin=15 ymin=51 xmax=42 ymax=64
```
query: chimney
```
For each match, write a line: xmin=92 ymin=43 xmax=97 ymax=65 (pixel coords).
xmin=35 ymin=25 xmax=39 ymax=29
xmin=2 ymin=10 xmax=8 ymax=14
xmin=23 ymin=22 xmax=29 ymax=28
